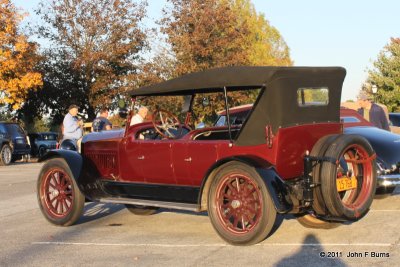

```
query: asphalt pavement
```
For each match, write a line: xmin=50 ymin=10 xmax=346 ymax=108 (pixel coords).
xmin=0 ymin=162 xmax=399 ymax=267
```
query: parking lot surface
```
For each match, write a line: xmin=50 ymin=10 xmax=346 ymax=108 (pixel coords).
xmin=0 ymin=163 xmax=399 ymax=266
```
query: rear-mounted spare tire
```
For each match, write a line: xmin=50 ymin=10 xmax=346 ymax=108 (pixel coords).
xmin=319 ymin=134 xmax=377 ymax=220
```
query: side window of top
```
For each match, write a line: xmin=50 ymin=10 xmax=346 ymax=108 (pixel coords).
xmin=297 ymin=87 xmax=329 ymax=107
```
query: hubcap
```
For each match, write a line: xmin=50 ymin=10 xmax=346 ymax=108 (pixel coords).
xmin=231 ymin=200 xmax=241 ymax=209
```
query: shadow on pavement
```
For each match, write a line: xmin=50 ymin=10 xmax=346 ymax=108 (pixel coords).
xmin=76 ymin=202 xmax=125 ymax=225
xmin=274 ymin=234 xmax=347 ymax=267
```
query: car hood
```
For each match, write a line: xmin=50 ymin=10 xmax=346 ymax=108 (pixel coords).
xmin=344 ymin=126 xmax=400 ymax=168
xmin=82 ymin=129 xmax=125 ymax=143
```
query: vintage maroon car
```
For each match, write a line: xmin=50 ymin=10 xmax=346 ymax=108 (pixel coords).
xmin=37 ymin=66 xmax=377 ymax=245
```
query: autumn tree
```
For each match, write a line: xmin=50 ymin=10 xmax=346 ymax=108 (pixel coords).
xmin=159 ymin=0 xmax=291 ymax=77
xmin=232 ymin=0 xmax=292 ymax=66
xmin=368 ymin=38 xmax=400 ymax=112
xmin=156 ymin=0 xmax=291 ymax=122
xmin=34 ymin=0 xmax=148 ymax=120
xmin=0 ymin=0 xmax=42 ymax=110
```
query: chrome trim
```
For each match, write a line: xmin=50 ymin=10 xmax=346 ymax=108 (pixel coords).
xmin=377 ymin=174 xmax=400 ymax=188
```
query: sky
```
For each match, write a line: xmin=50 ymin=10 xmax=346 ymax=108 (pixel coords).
xmin=13 ymin=0 xmax=400 ymax=101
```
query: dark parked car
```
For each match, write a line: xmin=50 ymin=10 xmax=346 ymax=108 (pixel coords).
xmin=0 ymin=122 xmax=31 ymax=166
xmin=29 ymin=132 xmax=58 ymax=158
xmin=37 ymin=67 xmax=377 ymax=245
xmin=341 ymin=108 xmax=400 ymax=195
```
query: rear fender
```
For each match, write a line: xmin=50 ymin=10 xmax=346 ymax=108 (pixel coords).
xmin=255 ymin=168 xmax=293 ymax=214
xmin=39 ymin=150 xmax=82 ymax=181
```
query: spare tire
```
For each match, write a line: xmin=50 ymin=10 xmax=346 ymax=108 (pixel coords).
xmin=309 ymin=134 xmax=339 ymax=216
xmin=319 ymin=134 xmax=376 ymax=220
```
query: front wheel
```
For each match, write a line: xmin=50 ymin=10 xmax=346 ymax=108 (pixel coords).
xmin=0 ymin=144 xmax=12 ymax=166
xmin=208 ymin=162 xmax=277 ymax=245
xmin=37 ymin=158 xmax=85 ymax=226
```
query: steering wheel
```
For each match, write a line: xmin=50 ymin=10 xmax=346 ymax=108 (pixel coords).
xmin=152 ymin=109 xmax=183 ymax=139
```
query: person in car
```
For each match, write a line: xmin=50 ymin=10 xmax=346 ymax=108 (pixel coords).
xmin=92 ymin=108 xmax=112 ymax=132
xmin=62 ymin=104 xmax=83 ymax=149
xmin=357 ymin=91 xmax=390 ymax=131
xmin=130 ymin=106 xmax=148 ymax=126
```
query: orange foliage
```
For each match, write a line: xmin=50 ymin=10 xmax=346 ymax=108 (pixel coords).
xmin=0 ymin=0 xmax=42 ymax=110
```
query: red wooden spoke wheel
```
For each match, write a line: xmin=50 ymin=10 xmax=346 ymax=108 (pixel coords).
xmin=37 ymin=158 xmax=84 ymax=226
xmin=208 ymin=162 xmax=276 ymax=245
xmin=41 ymin=168 xmax=74 ymax=218
xmin=215 ymin=173 xmax=262 ymax=234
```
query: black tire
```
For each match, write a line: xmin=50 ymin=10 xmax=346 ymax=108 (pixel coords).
xmin=11 ymin=155 xmax=22 ymax=163
xmin=320 ymin=135 xmax=377 ymax=219
xmin=310 ymin=134 xmax=339 ymax=215
xmin=38 ymin=146 xmax=46 ymax=158
xmin=125 ymin=205 xmax=159 ymax=215
xmin=208 ymin=162 xmax=277 ymax=245
xmin=37 ymin=158 xmax=85 ymax=226
xmin=0 ymin=144 xmax=12 ymax=166
xmin=296 ymin=213 xmax=340 ymax=229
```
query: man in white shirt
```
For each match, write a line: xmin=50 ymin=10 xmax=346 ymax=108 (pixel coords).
xmin=130 ymin=106 xmax=148 ymax=126
xmin=62 ymin=104 xmax=83 ymax=151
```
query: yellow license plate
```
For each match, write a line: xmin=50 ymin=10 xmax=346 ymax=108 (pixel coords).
xmin=336 ymin=176 xmax=357 ymax=192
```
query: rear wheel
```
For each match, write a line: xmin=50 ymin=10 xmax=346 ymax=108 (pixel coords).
xmin=208 ymin=162 xmax=276 ymax=245
xmin=0 ymin=144 xmax=12 ymax=166
xmin=320 ymin=135 xmax=376 ymax=219
xmin=37 ymin=158 xmax=85 ymax=226
xmin=125 ymin=205 xmax=159 ymax=215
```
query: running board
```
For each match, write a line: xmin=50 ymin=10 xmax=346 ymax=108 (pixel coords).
xmin=99 ymin=197 xmax=201 ymax=212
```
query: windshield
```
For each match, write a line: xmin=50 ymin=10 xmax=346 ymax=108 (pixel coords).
xmin=4 ymin=124 xmax=25 ymax=137
xmin=41 ymin=134 xmax=57 ymax=141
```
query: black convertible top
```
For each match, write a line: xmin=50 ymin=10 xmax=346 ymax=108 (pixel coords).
xmin=130 ymin=66 xmax=344 ymax=96
xmin=129 ymin=66 xmax=346 ymax=146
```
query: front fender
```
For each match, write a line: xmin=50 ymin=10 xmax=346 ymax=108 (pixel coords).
xmin=39 ymin=150 xmax=82 ymax=181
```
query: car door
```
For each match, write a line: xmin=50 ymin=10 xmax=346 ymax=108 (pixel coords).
xmin=120 ymin=134 xmax=145 ymax=182
xmin=174 ymin=140 xmax=221 ymax=186
xmin=139 ymin=140 xmax=175 ymax=184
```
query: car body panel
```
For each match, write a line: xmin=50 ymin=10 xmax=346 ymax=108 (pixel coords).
xmin=0 ymin=122 xmax=31 ymax=157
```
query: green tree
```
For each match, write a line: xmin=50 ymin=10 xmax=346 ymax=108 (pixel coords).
xmin=34 ymin=0 xmax=148 ymax=120
xmin=368 ymin=38 xmax=400 ymax=112
xmin=19 ymin=50 xmax=90 ymax=128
